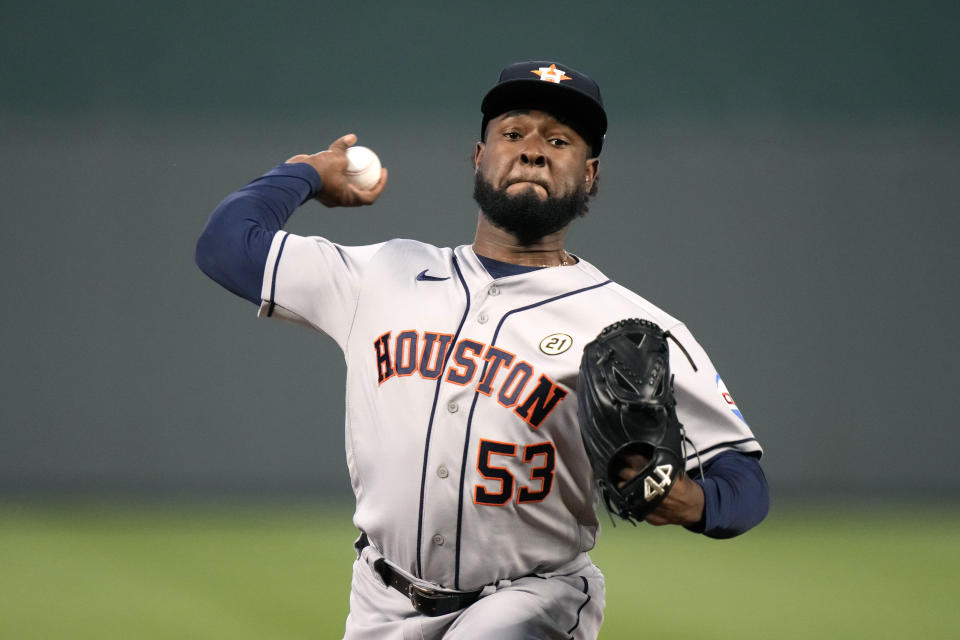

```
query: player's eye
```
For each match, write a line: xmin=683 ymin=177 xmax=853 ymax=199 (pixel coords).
xmin=503 ymin=131 xmax=521 ymax=140
xmin=549 ymin=138 xmax=569 ymax=147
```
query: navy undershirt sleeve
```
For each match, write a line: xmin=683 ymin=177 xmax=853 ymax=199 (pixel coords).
xmin=195 ymin=163 xmax=321 ymax=304
xmin=686 ymin=450 xmax=769 ymax=539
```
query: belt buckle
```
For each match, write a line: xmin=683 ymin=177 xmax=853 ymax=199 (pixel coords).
xmin=408 ymin=584 xmax=446 ymax=617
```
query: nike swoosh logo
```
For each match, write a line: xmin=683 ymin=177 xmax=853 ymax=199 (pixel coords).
xmin=416 ymin=269 xmax=450 ymax=282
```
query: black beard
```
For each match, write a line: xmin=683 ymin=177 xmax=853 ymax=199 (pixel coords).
xmin=472 ymin=174 xmax=587 ymax=246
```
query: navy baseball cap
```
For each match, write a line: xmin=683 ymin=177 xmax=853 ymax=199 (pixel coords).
xmin=481 ymin=60 xmax=607 ymax=156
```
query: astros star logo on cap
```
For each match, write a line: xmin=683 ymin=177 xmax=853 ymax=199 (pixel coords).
xmin=531 ymin=64 xmax=572 ymax=84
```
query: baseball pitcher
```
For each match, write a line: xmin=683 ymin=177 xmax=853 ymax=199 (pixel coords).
xmin=196 ymin=60 xmax=769 ymax=639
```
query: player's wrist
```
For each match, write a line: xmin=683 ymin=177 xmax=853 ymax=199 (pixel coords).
xmin=269 ymin=161 xmax=324 ymax=198
xmin=682 ymin=476 xmax=708 ymax=531
xmin=681 ymin=479 xmax=706 ymax=526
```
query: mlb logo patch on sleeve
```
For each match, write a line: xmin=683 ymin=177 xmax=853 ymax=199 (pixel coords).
xmin=716 ymin=374 xmax=746 ymax=423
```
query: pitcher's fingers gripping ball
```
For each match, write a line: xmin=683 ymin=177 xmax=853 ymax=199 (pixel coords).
xmin=344 ymin=145 xmax=382 ymax=190
xmin=578 ymin=319 xmax=685 ymax=523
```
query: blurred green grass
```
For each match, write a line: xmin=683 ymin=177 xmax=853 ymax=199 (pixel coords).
xmin=1 ymin=502 xmax=957 ymax=639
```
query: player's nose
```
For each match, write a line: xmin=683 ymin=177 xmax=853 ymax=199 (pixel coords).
xmin=517 ymin=132 xmax=548 ymax=167
xmin=519 ymin=149 xmax=546 ymax=167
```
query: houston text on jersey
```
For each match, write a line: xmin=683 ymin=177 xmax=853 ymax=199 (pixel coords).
xmin=373 ymin=329 xmax=568 ymax=429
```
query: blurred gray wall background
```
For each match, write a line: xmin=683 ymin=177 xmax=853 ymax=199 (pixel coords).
xmin=2 ymin=1 xmax=958 ymax=501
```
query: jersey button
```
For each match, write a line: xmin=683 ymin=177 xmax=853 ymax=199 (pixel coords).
xmin=488 ymin=285 xmax=500 ymax=296
xmin=478 ymin=312 xmax=489 ymax=324
xmin=437 ymin=466 xmax=449 ymax=479
xmin=447 ymin=402 xmax=458 ymax=413
xmin=432 ymin=534 xmax=445 ymax=546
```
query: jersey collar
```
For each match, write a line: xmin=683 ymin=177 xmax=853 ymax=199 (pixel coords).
xmin=454 ymin=244 xmax=609 ymax=293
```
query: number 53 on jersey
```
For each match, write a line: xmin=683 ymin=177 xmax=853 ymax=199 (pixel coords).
xmin=474 ymin=439 xmax=556 ymax=506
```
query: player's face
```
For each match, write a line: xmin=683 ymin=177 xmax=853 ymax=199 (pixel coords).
xmin=474 ymin=110 xmax=598 ymax=201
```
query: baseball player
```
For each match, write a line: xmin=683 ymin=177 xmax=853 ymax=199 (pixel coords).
xmin=196 ymin=61 xmax=769 ymax=639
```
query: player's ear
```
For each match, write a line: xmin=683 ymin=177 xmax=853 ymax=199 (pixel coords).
xmin=474 ymin=142 xmax=485 ymax=172
xmin=585 ymin=158 xmax=599 ymax=192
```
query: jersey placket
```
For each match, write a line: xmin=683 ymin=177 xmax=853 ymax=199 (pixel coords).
xmin=451 ymin=274 xmax=615 ymax=589
xmin=418 ymin=277 xmax=506 ymax=588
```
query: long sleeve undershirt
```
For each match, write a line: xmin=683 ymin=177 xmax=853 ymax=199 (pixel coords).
xmin=687 ymin=450 xmax=768 ymax=538
xmin=196 ymin=163 xmax=321 ymax=304
xmin=194 ymin=164 xmax=770 ymax=538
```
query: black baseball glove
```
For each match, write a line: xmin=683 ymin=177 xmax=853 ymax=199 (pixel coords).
xmin=578 ymin=318 xmax=685 ymax=523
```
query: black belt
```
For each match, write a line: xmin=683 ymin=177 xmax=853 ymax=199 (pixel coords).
xmin=357 ymin=533 xmax=483 ymax=617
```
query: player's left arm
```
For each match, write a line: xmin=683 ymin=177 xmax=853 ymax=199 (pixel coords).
xmin=620 ymin=450 xmax=768 ymax=537
xmin=683 ymin=450 xmax=768 ymax=538
xmin=629 ymin=321 xmax=769 ymax=537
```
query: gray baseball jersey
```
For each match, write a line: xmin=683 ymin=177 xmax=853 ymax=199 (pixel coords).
xmin=258 ymin=234 xmax=761 ymax=591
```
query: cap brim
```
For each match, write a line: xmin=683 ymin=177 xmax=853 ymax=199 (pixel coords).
xmin=481 ymin=80 xmax=606 ymax=153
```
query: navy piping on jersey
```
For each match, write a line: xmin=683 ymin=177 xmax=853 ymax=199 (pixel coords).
xmin=489 ymin=280 xmax=613 ymax=345
xmin=453 ymin=279 xmax=613 ymax=589
xmin=566 ymin=576 xmax=591 ymax=635
xmin=415 ymin=256 xmax=471 ymax=579
xmin=685 ymin=437 xmax=759 ymax=462
xmin=265 ymin=232 xmax=292 ymax=317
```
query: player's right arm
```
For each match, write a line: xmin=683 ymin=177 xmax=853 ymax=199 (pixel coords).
xmin=195 ymin=134 xmax=388 ymax=304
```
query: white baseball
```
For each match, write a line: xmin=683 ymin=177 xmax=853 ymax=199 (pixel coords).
xmin=344 ymin=146 xmax=382 ymax=190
